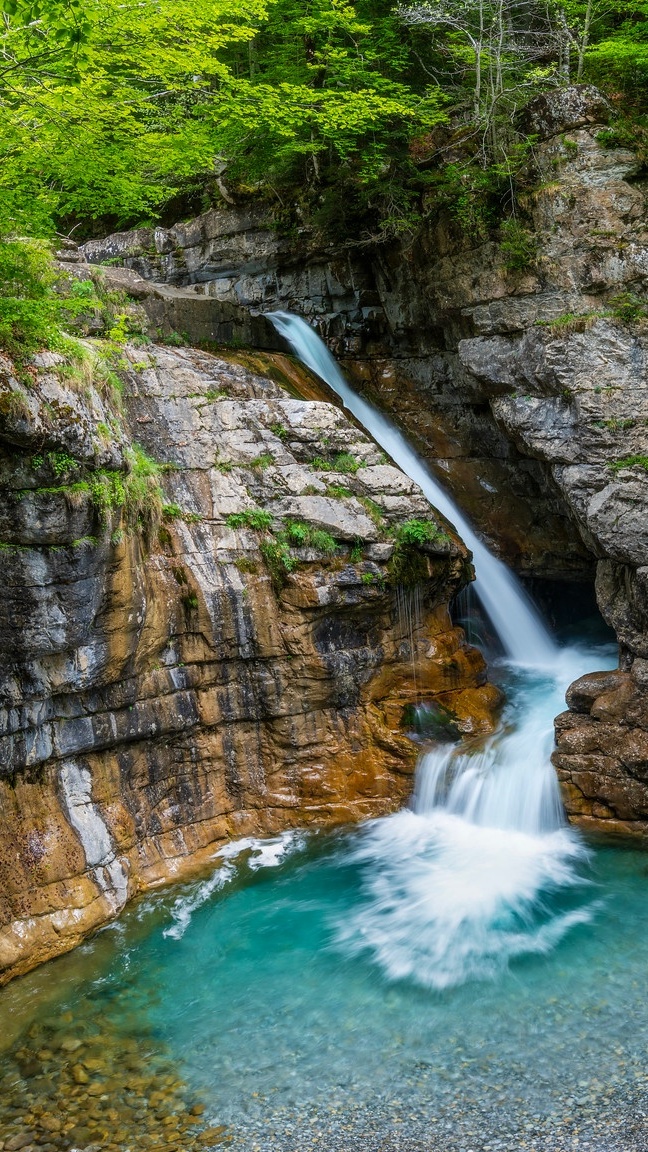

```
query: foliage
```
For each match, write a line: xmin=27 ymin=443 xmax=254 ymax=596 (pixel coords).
xmin=0 ymin=0 xmax=445 ymax=239
xmin=396 ymin=517 xmax=444 ymax=546
xmin=355 ymin=495 xmax=384 ymax=529
xmin=226 ymin=508 xmax=274 ymax=530
xmin=609 ymin=292 xmax=647 ymax=324
xmin=388 ymin=517 xmax=447 ymax=586
xmin=0 ymin=239 xmax=65 ymax=361
xmin=249 ymin=452 xmax=275 ymax=470
xmin=0 ymin=0 xmax=647 ymax=256
xmin=260 ymin=538 xmax=297 ymax=589
xmin=499 ymin=219 xmax=537 ymax=272
xmin=162 ymin=502 xmax=202 ymax=522
xmin=284 ymin=520 xmax=337 ymax=554
xmin=94 ymin=444 xmax=164 ymax=536
xmin=311 ymin=451 xmax=363 ymax=473
xmin=608 ymin=455 xmax=648 ymax=473
xmin=234 ymin=556 xmax=259 ymax=573
xmin=539 ymin=311 xmax=601 ymax=334
xmin=28 ymin=444 xmax=164 ymax=538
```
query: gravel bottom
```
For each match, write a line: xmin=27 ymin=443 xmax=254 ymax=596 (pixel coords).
xmin=225 ymin=1081 xmax=648 ymax=1152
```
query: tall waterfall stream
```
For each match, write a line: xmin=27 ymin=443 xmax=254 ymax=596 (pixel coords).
xmin=2 ymin=318 xmax=648 ymax=1152
xmin=267 ymin=311 xmax=614 ymax=990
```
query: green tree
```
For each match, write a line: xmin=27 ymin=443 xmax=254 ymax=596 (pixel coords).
xmin=0 ymin=0 xmax=445 ymax=238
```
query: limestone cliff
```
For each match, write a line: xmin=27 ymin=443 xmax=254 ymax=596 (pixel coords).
xmin=86 ymin=83 xmax=648 ymax=836
xmin=79 ymin=85 xmax=648 ymax=836
xmin=0 ymin=332 xmax=498 ymax=984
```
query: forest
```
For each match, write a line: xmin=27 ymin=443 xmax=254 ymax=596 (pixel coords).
xmin=0 ymin=0 xmax=646 ymax=242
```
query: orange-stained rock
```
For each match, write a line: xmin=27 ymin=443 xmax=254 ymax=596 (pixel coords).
xmin=554 ymin=662 xmax=648 ymax=837
xmin=0 ymin=342 xmax=500 ymax=984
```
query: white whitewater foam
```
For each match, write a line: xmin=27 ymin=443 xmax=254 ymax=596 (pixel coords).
xmin=164 ymin=832 xmax=304 ymax=940
xmin=337 ymin=810 xmax=595 ymax=989
xmin=336 ymin=644 xmax=614 ymax=987
xmin=267 ymin=310 xmax=556 ymax=666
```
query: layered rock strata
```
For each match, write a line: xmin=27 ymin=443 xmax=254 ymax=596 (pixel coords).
xmin=80 ymin=86 xmax=648 ymax=835
xmin=554 ymin=665 xmax=648 ymax=837
xmin=0 ymin=341 xmax=498 ymax=983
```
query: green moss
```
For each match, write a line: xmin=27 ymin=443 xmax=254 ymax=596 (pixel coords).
xmin=388 ymin=519 xmax=448 ymax=587
xmin=269 ymin=421 xmax=289 ymax=441
xmin=608 ymin=454 xmax=648 ymax=473
xmin=284 ymin=520 xmax=337 ymax=555
xmin=357 ymin=495 xmax=384 ymax=528
xmin=311 ymin=451 xmax=363 ymax=474
xmin=401 ymin=701 xmax=462 ymax=742
xmin=326 ymin=483 xmax=353 ymax=499
xmin=234 ymin=556 xmax=259 ymax=574
xmin=160 ymin=331 xmax=189 ymax=347
xmin=601 ymin=418 xmax=636 ymax=431
xmin=162 ymin=503 xmax=202 ymax=522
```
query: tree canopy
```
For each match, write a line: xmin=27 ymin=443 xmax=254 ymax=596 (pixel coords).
xmin=0 ymin=0 xmax=646 ymax=240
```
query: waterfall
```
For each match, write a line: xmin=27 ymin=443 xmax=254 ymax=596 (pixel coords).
xmin=268 ymin=310 xmax=615 ymax=988
xmin=334 ymin=647 xmax=608 ymax=989
xmin=267 ymin=311 xmax=556 ymax=666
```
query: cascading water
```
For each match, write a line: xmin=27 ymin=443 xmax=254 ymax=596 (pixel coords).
xmin=268 ymin=309 xmax=617 ymax=988
xmin=267 ymin=310 xmax=555 ymax=666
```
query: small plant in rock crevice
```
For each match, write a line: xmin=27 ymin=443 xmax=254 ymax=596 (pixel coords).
xmin=609 ymin=292 xmax=647 ymax=325
xmin=260 ymin=539 xmax=297 ymax=589
xmin=608 ymin=455 xmax=648 ymax=473
xmin=388 ymin=518 xmax=449 ymax=587
xmin=25 ymin=443 xmax=165 ymax=542
xmin=499 ymin=219 xmax=538 ymax=273
xmin=311 ymin=451 xmax=364 ymax=474
xmin=284 ymin=520 xmax=337 ymax=555
xmin=226 ymin=508 xmax=274 ymax=531
xmin=248 ymin=452 xmax=275 ymax=470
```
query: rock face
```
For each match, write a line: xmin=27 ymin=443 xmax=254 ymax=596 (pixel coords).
xmin=0 ymin=339 xmax=498 ymax=984
xmin=81 ymin=86 xmax=648 ymax=836
xmin=554 ymin=664 xmax=648 ymax=837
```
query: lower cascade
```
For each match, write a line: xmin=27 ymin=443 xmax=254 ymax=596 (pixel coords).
xmin=336 ymin=649 xmax=612 ymax=991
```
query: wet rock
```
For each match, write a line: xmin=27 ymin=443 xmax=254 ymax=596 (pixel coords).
xmin=565 ymin=671 xmax=630 ymax=714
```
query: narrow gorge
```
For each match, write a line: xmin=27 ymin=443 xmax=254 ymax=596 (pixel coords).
xmin=1 ymin=42 xmax=648 ymax=1151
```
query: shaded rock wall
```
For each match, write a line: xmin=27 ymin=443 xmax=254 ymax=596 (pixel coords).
xmin=0 ymin=341 xmax=498 ymax=983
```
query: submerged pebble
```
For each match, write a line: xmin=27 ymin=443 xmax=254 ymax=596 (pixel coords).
xmin=0 ymin=1001 xmax=226 ymax=1152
